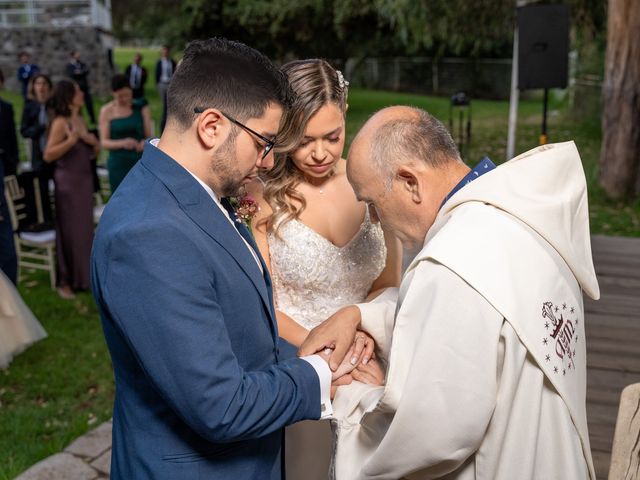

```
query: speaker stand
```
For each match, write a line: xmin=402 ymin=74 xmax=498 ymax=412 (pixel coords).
xmin=539 ymin=88 xmax=549 ymax=145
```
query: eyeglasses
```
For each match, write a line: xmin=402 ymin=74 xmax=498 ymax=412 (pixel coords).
xmin=193 ymin=108 xmax=276 ymax=160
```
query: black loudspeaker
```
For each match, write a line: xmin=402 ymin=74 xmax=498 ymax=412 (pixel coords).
xmin=517 ymin=4 xmax=569 ymax=90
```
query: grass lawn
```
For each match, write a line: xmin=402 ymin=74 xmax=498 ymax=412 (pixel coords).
xmin=0 ymin=47 xmax=638 ymax=479
xmin=0 ymin=272 xmax=113 ymax=480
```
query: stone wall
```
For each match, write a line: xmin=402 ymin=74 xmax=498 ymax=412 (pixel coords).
xmin=0 ymin=26 xmax=114 ymax=97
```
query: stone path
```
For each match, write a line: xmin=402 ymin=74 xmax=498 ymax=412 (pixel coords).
xmin=15 ymin=421 xmax=111 ymax=480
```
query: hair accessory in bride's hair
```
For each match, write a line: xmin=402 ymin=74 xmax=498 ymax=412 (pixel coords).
xmin=336 ymin=70 xmax=349 ymax=91
xmin=233 ymin=193 xmax=261 ymax=225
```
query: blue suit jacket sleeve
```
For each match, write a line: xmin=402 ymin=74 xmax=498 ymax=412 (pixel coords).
xmin=278 ymin=338 xmax=299 ymax=360
xmin=96 ymin=221 xmax=321 ymax=444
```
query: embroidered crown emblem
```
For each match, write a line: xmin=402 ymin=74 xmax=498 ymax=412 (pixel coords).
xmin=541 ymin=301 xmax=564 ymax=339
xmin=541 ymin=301 xmax=580 ymax=376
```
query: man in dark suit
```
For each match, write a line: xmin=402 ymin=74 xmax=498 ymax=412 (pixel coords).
xmin=155 ymin=45 xmax=177 ymax=133
xmin=91 ymin=38 xmax=342 ymax=479
xmin=16 ymin=51 xmax=39 ymax=99
xmin=124 ymin=53 xmax=147 ymax=99
xmin=66 ymin=50 xmax=96 ymax=124
xmin=0 ymin=68 xmax=18 ymax=283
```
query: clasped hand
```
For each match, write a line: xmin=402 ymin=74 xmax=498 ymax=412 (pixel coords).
xmin=300 ymin=305 xmax=385 ymax=396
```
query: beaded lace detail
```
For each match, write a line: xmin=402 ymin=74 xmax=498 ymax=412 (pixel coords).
xmin=268 ymin=211 xmax=386 ymax=330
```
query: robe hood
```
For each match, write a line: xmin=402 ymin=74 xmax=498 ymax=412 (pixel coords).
xmin=436 ymin=141 xmax=600 ymax=300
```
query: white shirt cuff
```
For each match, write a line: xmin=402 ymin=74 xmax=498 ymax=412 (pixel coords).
xmin=301 ymin=354 xmax=333 ymax=419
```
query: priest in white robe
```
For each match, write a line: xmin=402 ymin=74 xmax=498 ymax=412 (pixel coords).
xmin=300 ymin=106 xmax=599 ymax=480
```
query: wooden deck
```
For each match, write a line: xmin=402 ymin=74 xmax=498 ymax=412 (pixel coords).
xmin=585 ymin=235 xmax=640 ymax=480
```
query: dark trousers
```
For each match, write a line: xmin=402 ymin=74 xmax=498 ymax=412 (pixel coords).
xmin=158 ymin=81 xmax=170 ymax=133
xmin=34 ymin=165 xmax=54 ymax=223
xmin=82 ymin=88 xmax=96 ymax=125
xmin=0 ymin=184 xmax=17 ymax=284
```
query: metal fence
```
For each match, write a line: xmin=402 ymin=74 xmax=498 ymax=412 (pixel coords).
xmin=0 ymin=0 xmax=111 ymax=30
xmin=339 ymin=57 xmax=513 ymax=100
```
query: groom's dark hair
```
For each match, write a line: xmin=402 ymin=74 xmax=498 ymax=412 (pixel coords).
xmin=167 ymin=38 xmax=293 ymax=130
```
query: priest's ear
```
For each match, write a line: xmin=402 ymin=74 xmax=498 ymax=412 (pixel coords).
xmin=396 ymin=165 xmax=421 ymax=204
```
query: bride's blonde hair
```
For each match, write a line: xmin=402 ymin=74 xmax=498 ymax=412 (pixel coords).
xmin=260 ymin=59 xmax=348 ymax=235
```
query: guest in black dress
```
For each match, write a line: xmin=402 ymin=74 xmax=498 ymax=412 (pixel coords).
xmin=21 ymin=73 xmax=54 ymax=223
xmin=43 ymin=80 xmax=99 ymax=299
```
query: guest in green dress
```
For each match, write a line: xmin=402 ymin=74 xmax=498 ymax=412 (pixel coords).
xmin=99 ymin=74 xmax=152 ymax=192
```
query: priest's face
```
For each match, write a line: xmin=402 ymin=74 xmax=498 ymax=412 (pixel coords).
xmin=347 ymin=142 xmax=428 ymax=252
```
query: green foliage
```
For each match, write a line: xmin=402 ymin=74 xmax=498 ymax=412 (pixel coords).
xmin=373 ymin=0 xmax=515 ymax=58
xmin=111 ymin=0 xmax=605 ymax=61
xmin=160 ymin=0 xmax=402 ymax=59
xmin=109 ymin=0 xmax=605 ymax=68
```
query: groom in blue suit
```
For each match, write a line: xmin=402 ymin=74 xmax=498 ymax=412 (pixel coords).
xmin=91 ymin=38 xmax=334 ymax=479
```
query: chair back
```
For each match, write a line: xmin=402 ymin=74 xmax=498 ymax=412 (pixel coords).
xmin=609 ymin=383 xmax=640 ymax=479
xmin=3 ymin=175 xmax=27 ymax=231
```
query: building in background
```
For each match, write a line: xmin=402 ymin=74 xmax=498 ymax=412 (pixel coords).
xmin=0 ymin=0 xmax=114 ymax=96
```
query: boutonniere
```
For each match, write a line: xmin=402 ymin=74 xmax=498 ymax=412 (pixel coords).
xmin=233 ymin=193 xmax=260 ymax=226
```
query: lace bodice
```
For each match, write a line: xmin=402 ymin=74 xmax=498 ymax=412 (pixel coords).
xmin=268 ymin=212 xmax=387 ymax=330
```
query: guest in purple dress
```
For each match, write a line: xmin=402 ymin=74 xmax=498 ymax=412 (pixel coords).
xmin=44 ymin=80 xmax=99 ymax=299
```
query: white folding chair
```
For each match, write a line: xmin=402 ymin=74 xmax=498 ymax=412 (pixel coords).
xmin=3 ymin=175 xmax=56 ymax=289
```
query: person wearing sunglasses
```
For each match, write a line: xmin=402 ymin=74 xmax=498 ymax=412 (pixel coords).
xmin=91 ymin=38 xmax=359 ymax=480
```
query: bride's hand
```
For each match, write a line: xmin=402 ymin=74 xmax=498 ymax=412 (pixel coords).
xmin=352 ymin=358 xmax=385 ymax=386
xmin=351 ymin=330 xmax=375 ymax=366
xmin=319 ymin=346 xmax=358 ymax=381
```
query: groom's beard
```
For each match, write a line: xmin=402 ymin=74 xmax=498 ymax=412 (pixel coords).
xmin=211 ymin=132 xmax=244 ymax=197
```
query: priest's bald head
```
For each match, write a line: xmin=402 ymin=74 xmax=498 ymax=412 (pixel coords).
xmin=347 ymin=106 xmax=470 ymax=251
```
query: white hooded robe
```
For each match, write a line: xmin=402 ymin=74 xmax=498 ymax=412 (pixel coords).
xmin=332 ymin=141 xmax=600 ymax=480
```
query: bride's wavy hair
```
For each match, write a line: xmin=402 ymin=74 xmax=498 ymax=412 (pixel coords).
xmin=259 ymin=59 xmax=348 ymax=236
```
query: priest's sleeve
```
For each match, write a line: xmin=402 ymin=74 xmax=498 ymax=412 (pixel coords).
xmin=333 ymin=260 xmax=505 ymax=479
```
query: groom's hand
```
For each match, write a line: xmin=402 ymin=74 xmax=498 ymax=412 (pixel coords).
xmin=299 ymin=305 xmax=361 ymax=371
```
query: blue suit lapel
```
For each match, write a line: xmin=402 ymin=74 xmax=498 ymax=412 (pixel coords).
xmin=221 ymin=199 xmax=278 ymax=330
xmin=138 ymin=145 xmax=277 ymax=338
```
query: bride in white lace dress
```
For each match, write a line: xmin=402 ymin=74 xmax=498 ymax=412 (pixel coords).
xmin=248 ymin=59 xmax=401 ymax=480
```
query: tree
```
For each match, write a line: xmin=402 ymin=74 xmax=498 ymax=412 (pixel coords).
xmin=373 ymin=0 xmax=515 ymax=58
xmin=599 ymin=0 xmax=640 ymax=198
xmin=109 ymin=0 xmax=607 ymax=67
